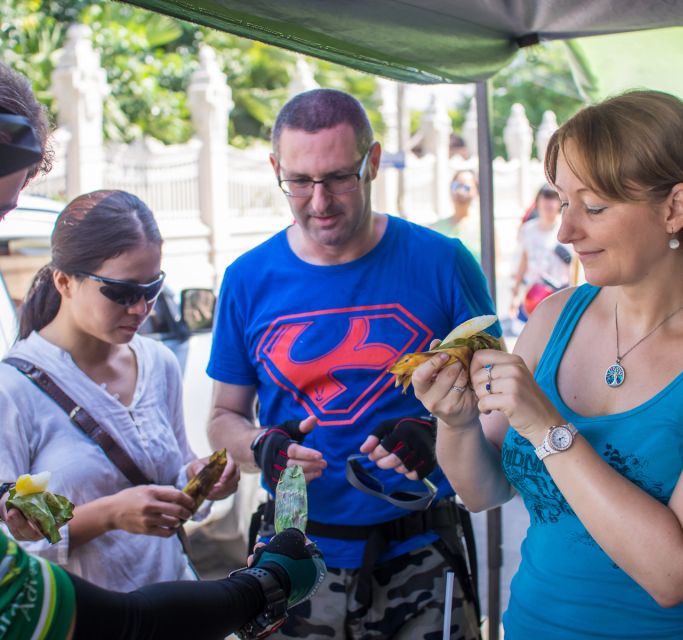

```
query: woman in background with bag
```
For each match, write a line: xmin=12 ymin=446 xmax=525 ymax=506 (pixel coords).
xmin=0 ymin=189 xmax=239 ymax=591
xmin=510 ymin=183 xmax=575 ymax=322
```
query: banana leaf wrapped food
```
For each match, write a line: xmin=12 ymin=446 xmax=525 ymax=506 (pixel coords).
xmin=275 ymin=465 xmax=307 ymax=534
xmin=6 ymin=472 xmax=74 ymax=544
xmin=182 ymin=448 xmax=227 ymax=512
xmin=389 ymin=315 xmax=504 ymax=393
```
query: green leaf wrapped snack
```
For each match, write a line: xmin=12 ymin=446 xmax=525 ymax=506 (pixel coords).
xmin=6 ymin=473 xmax=74 ymax=544
xmin=182 ymin=448 xmax=228 ymax=512
xmin=274 ymin=465 xmax=307 ymax=534
xmin=389 ymin=314 xmax=504 ymax=393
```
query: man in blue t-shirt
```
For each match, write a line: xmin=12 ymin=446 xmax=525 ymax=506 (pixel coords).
xmin=207 ymin=88 xmax=498 ymax=639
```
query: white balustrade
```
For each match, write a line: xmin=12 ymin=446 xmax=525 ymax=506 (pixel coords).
xmin=25 ymin=26 xmax=560 ymax=287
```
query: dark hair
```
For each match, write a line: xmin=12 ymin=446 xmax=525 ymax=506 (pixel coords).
xmin=536 ymin=183 xmax=560 ymax=202
xmin=272 ymin=88 xmax=373 ymax=156
xmin=0 ymin=62 xmax=52 ymax=181
xmin=545 ymin=90 xmax=683 ymax=204
xmin=20 ymin=190 xmax=162 ymax=339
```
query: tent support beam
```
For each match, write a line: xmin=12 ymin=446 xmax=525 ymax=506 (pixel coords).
xmin=476 ymin=80 xmax=496 ymax=295
xmin=476 ymin=79 xmax=502 ymax=640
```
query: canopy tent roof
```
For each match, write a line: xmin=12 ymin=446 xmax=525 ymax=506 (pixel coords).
xmin=122 ymin=0 xmax=683 ymax=84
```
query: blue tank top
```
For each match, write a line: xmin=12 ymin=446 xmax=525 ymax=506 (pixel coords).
xmin=501 ymin=284 xmax=683 ymax=639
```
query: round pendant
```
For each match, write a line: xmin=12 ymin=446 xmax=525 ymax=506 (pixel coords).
xmin=605 ymin=363 xmax=625 ymax=387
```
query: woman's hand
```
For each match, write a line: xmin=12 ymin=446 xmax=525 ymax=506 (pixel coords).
xmin=187 ymin=454 xmax=241 ymax=501
xmin=105 ymin=485 xmax=195 ymax=537
xmin=470 ymin=349 xmax=563 ymax=442
xmin=410 ymin=344 xmax=480 ymax=431
xmin=1 ymin=497 xmax=44 ymax=541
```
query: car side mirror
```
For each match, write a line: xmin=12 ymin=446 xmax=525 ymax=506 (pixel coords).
xmin=180 ymin=288 xmax=216 ymax=334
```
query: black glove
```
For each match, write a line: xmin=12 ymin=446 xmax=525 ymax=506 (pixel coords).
xmin=251 ymin=420 xmax=306 ymax=492
xmin=370 ymin=416 xmax=437 ymax=479
xmin=234 ymin=529 xmax=327 ymax=640
xmin=254 ymin=528 xmax=327 ymax=608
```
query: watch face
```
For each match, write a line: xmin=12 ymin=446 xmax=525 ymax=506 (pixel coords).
xmin=549 ymin=426 xmax=573 ymax=451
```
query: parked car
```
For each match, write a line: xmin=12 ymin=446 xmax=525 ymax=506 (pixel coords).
xmin=0 ymin=193 xmax=262 ymax=573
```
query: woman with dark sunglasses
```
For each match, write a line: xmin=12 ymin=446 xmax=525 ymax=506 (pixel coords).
xmin=0 ymin=189 xmax=242 ymax=593
xmin=0 ymin=61 xmax=326 ymax=640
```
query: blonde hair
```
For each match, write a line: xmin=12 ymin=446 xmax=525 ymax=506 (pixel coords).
xmin=545 ymin=90 xmax=683 ymax=204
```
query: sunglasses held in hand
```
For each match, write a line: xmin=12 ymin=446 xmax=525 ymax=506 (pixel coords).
xmin=76 ymin=271 xmax=166 ymax=306
xmin=346 ymin=454 xmax=437 ymax=511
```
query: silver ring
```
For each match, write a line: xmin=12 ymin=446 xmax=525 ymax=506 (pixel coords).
xmin=485 ymin=364 xmax=493 ymax=393
xmin=450 ymin=384 xmax=466 ymax=393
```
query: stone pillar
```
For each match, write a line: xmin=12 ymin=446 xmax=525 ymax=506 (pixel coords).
xmin=396 ymin=83 xmax=409 ymax=215
xmin=188 ymin=45 xmax=234 ymax=284
xmin=536 ymin=110 xmax=558 ymax=165
xmin=462 ymin=97 xmax=478 ymax=159
xmin=421 ymin=92 xmax=452 ymax=219
xmin=287 ymin=55 xmax=318 ymax=98
xmin=503 ymin=103 xmax=533 ymax=209
xmin=374 ymin=77 xmax=401 ymax=216
xmin=51 ymin=24 xmax=107 ymax=200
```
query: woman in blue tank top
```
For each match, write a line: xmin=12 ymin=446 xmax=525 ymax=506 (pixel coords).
xmin=410 ymin=90 xmax=683 ymax=640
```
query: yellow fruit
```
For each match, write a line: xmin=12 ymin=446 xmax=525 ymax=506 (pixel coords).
xmin=15 ymin=471 xmax=51 ymax=496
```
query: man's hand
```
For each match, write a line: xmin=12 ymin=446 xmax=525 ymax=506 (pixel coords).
xmin=360 ymin=416 xmax=437 ymax=480
xmin=252 ymin=416 xmax=326 ymax=491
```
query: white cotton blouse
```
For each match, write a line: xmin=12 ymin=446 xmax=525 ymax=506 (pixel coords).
xmin=0 ymin=331 xmax=197 ymax=591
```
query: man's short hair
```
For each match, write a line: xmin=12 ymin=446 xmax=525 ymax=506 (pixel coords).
xmin=0 ymin=62 xmax=52 ymax=180
xmin=272 ymin=88 xmax=373 ymax=157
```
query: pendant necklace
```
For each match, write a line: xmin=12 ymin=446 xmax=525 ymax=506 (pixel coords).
xmin=605 ymin=303 xmax=683 ymax=388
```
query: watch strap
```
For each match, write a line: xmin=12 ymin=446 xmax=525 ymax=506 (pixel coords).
xmin=232 ymin=566 xmax=288 ymax=639
xmin=535 ymin=423 xmax=577 ymax=460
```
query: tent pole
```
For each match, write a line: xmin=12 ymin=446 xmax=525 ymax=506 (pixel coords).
xmin=475 ymin=79 xmax=502 ymax=640
xmin=476 ymin=80 xmax=496 ymax=295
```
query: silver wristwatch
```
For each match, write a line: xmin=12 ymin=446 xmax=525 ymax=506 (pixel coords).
xmin=534 ymin=423 xmax=577 ymax=460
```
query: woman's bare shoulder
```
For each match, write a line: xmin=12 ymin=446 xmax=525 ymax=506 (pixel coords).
xmin=512 ymin=286 xmax=577 ymax=372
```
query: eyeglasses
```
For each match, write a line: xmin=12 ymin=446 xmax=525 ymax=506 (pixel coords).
xmin=278 ymin=150 xmax=370 ymax=197
xmin=77 ymin=271 xmax=166 ymax=306
xmin=451 ymin=181 xmax=472 ymax=194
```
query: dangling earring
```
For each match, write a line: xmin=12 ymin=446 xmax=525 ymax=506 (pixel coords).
xmin=670 ymin=230 xmax=681 ymax=250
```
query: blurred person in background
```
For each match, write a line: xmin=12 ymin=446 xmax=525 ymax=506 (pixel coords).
xmin=510 ymin=183 xmax=574 ymax=322
xmin=431 ymin=169 xmax=482 ymax=261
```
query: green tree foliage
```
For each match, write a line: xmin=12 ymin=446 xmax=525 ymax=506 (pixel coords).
xmin=452 ymin=42 xmax=585 ymax=159
xmin=1 ymin=0 xmax=379 ymax=146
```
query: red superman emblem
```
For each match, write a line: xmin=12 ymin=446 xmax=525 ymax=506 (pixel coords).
xmin=256 ymin=305 xmax=431 ymax=426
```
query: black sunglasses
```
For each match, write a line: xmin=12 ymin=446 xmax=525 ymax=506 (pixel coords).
xmin=77 ymin=271 xmax=166 ymax=306
xmin=346 ymin=454 xmax=437 ymax=511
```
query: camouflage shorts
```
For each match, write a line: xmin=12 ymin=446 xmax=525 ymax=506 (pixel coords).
xmin=271 ymin=543 xmax=480 ymax=640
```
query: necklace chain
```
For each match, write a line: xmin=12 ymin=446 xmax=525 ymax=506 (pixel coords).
xmin=615 ymin=303 xmax=683 ymax=364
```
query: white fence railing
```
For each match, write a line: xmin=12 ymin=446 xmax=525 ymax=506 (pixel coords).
xmin=25 ymin=24 xmax=556 ymax=292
